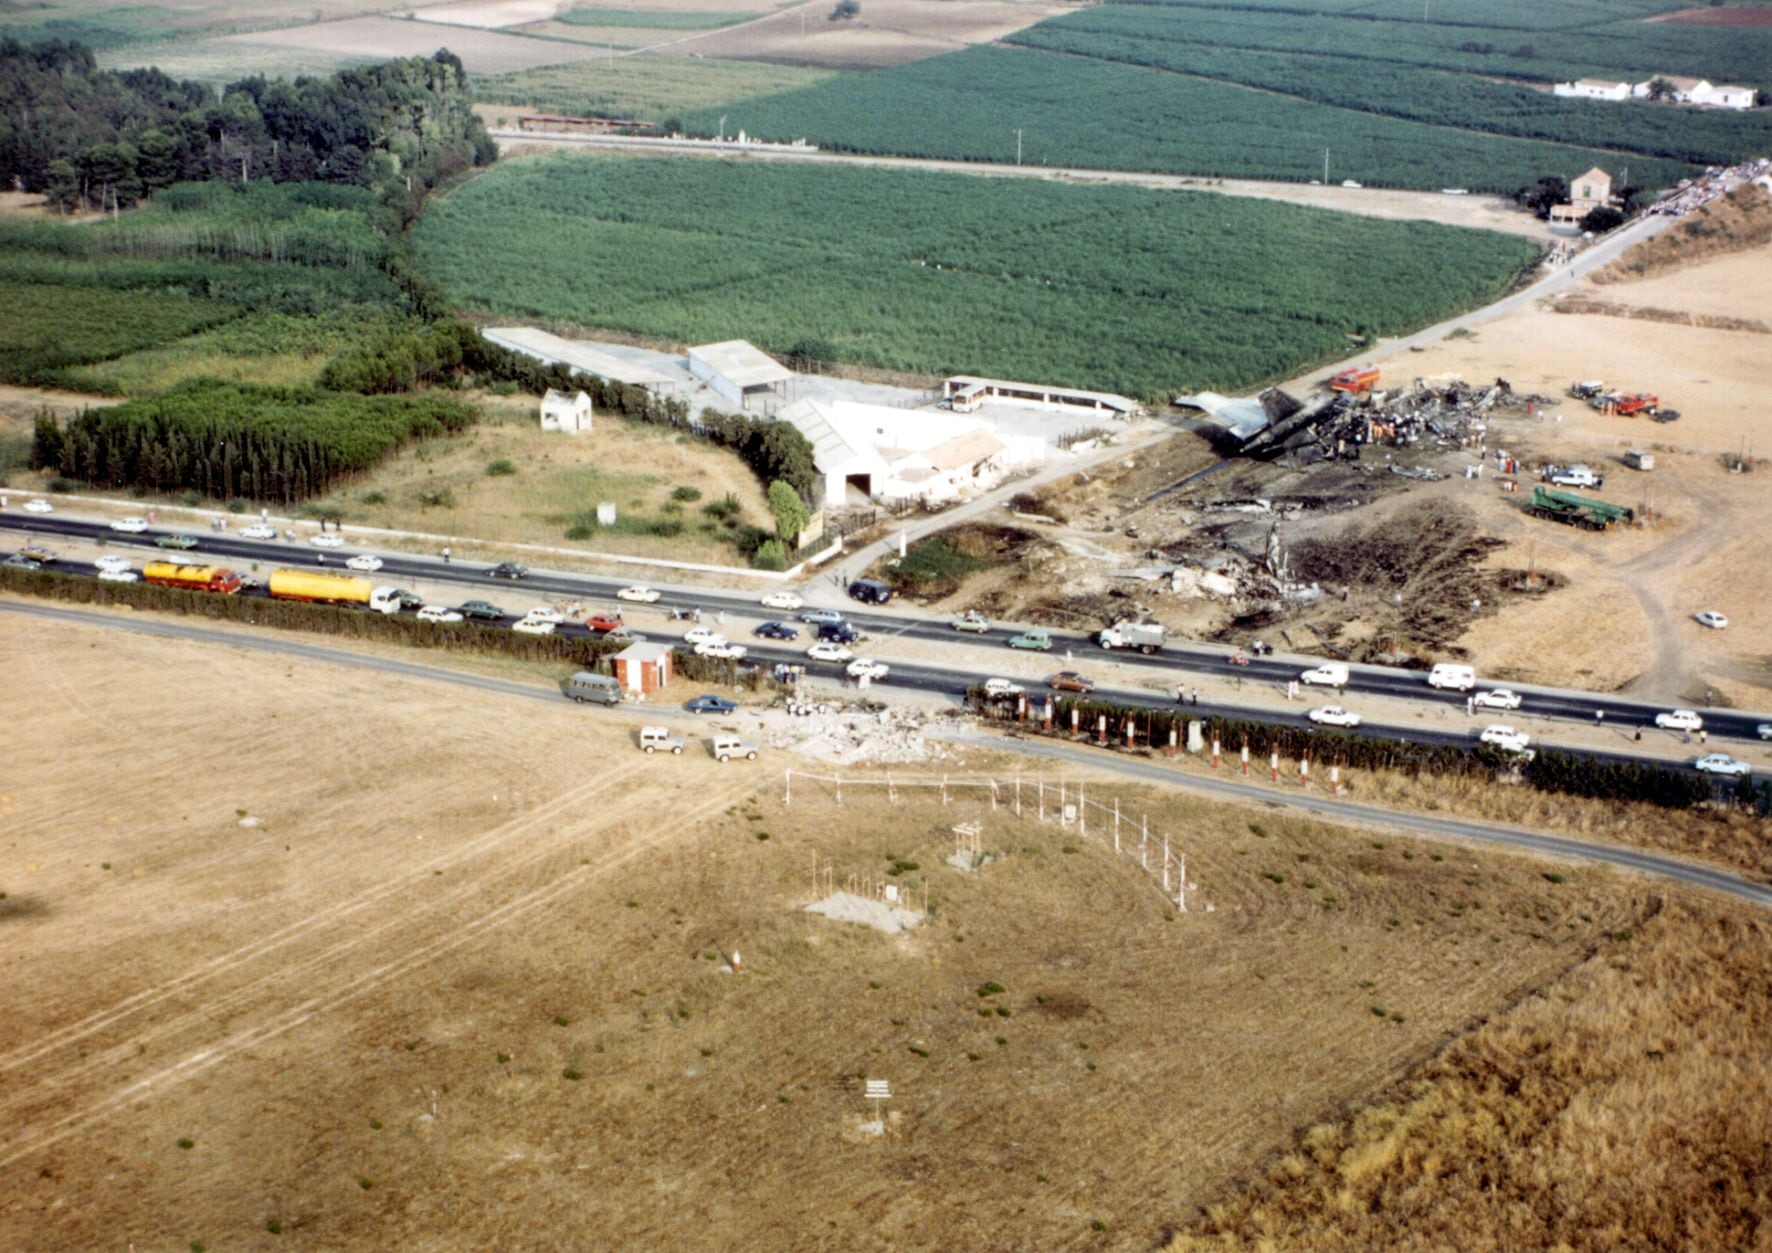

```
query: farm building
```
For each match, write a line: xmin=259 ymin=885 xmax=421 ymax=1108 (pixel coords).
xmin=1552 ymin=79 xmax=1630 ymax=102
xmin=1550 ymin=167 xmax=1615 ymax=226
xmin=688 ymin=341 xmax=793 ymax=412
xmin=941 ymin=376 xmax=1142 ymax=420
xmin=1633 ymin=75 xmax=1710 ymax=103
xmin=481 ymin=327 xmax=678 ymax=396
xmin=540 ymin=389 xmax=592 ymax=434
xmin=1703 ymin=85 xmax=1755 ymax=110
xmin=612 ymin=641 xmax=672 ymax=696
xmin=776 ymin=397 xmax=1046 ymax=509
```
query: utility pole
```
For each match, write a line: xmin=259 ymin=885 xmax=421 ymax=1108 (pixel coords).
xmin=1322 ymin=147 xmax=1329 ymax=183
xmin=718 ymin=113 xmax=727 ymax=143
xmin=1015 ymin=128 xmax=1023 ymax=166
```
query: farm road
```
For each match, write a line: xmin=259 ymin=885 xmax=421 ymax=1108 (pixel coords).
xmin=5 ymin=598 xmax=1766 ymax=911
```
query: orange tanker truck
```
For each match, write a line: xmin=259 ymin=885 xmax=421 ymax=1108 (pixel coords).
xmin=267 ymin=568 xmax=403 ymax=613
xmin=143 ymin=562 xmax=243 ymax=594
xmin=1330 ymin=366 xmax=1380 ymax=394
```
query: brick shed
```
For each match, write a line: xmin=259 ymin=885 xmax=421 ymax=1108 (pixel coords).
xmin=613 ymin=641 xmax=672 ymax=696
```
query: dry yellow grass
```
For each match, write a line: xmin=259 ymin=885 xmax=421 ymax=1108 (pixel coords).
xmin=1173 ymin=895 xmax=1772 ymax=1250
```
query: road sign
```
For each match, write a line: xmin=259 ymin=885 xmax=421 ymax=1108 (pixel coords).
xmin=865 ymin=1079 xmax=891 ymax=1101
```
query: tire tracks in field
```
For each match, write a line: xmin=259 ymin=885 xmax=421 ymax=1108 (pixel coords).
xmin=0 ymin=780 xmax=751 ymax=1170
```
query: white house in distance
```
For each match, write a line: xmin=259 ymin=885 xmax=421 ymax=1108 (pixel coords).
xmin=1553 ymin=78 xmax=1630 ymax=102
xmin=539 ymin=388 xmax=592 ymax=435
xmin=1631 ymin=76 xmax=1755 ymax=109
xmin=1550 ymin=166 xmax=1614 ymax=226
xmin=776 ymin=397 xmax=1046 ymax=510
xmin=688 ymin=340 xmax=794 ymax=412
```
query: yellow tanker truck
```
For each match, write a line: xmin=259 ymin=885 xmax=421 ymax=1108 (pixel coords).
xmin=267 ymin=568 xmax=403 ymax=613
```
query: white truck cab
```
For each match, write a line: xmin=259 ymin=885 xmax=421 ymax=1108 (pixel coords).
xmin=639 ymin=726 xmax=685 ymax=755
xmin=711 ymin=735 xmax=758 ymax=762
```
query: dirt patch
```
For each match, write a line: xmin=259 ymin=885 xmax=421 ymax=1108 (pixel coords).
xmin=657 ymin=0 xmax=1067 ymax=68
xmin=1593 ymin=183 xmax=1772 ymax=286
xmin=1547 ymin=294 xmax=1769 ymax=334
xmin=405 ymin=0 xmax=565 ymax=27
xmin=216 ymin=14 xmax=614 ymax=72
xmin=1649 ymin=4 xmax=1772 ymax=25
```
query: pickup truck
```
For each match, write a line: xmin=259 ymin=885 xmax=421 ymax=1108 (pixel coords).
xmin=638 ymin=726 xmax=685 ymax=755
xmin=1546 ymin=464 xmax=1602 ymax=489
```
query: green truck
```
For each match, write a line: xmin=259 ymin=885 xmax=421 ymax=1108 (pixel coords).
xmin=1526 ymin=485 xmax=1633 ymax=531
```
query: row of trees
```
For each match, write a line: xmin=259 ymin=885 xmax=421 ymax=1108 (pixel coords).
xmin=0 ymin=40 xmax=495 ymax=219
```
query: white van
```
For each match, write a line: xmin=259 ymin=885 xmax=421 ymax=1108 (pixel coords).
xmin=1300 ymin=663 xmax=1349 ymax=687
xmin=369 ymin=586 xmax=406 ymax=614
xmin=566 ymin=671 xmax=621 ymax=706
xmin=1428 ymin=663 xmax=1476 ymax=692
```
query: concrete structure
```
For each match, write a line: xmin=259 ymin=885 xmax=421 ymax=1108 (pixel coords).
xmin=777 ymin=397 xmax=1046 ymax=509
xmin=1553 ymin=78 xmax=1630 ymax=102
xmin=482 ymin=327 xmax=677 ymax=395
xmin=539 ymin=388 xmax=592 ymax=435
xmin=688 ymin=341 xmax=793 ymax=412
xmin=1705 ymin=85 xmax=1755 ymax=110
xmin=942 ymin=375 xmax=1141 ymax=420
xmin=612 ymin=641 xmax=672 ymax=696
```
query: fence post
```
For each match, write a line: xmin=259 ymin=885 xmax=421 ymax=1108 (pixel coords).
xmin=1176 ymin=852 xmax=1186 ymax=912
xmin=1079 ymin=784 xmax=1086 ymax=837
xmin=1045 ymin=698 xmax=1054 ymax=731
xmin=942 ymin=774 xmax=949 ymax=805
xmin=1241 ymin=742 xmax=1250 ymax=776
xmin=1096 ymin=714 xmax=1107 ymax=746
xmin=1124 ymin=716 xmax=1135 ymax=749
xmin=1300 ymin=755 xmax=1310 ymax=789
xmin=1071 ymin=708 xmax=1079 ymax=737
xmin=1039 ymin=777 xmax=1045 ymax=821
xmin=1162 ymin=836 xmax=1171 ymax=891
xmin=1017 ymin=694 xmax=1027 ymax=722
xmin=1211 ymin=736 xmax=1221 ymax=768
xmin=1331 ymin=763 xmax=1342 ymax=796
xmin=1168 ymin=725 xmax=1178 ymax=758
xmin=1113 ymin=799 xmax=1120 ymax=853
xmin=784 ymin=769 xmax=792 ymax=806
xmin=1270 ymin=750 xmax=1279 ymax=783
xmin=1015 ymin=775 xmax=1022 ymax=816
xmin=1141 ymin=818 xmax=1148 ymax=870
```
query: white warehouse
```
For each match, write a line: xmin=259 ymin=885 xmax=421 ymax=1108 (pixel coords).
xmin=688 ymin=340 xmax=793 ymax=412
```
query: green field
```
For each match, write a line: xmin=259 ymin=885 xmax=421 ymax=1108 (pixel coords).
xmin=555 ymin=7 xmax=754 ymax=29
xmin=472 ymin=55 xmax=834 ymax=121
xmin=679 ymin=0 xmax=1771 ymax=189
xmin=414 ymin=155 xmax=1539 ymax=398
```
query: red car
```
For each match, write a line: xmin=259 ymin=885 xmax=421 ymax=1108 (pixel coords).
xmin=1048 ymin=671 xmax=1096 ymax=694
xmin=586 ymin=612 xmax=625 ymax=633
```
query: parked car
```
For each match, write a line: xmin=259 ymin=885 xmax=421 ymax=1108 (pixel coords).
xmin=818 ymin=622 xmax=863 ymax=645
xmin=603 ymin=627 xmax=646 ymax=644
xmin=807 ymin=641 xmax=853 ymax=663
xmin=684 ymin=694 xmax=738 ymax=715
xmin=109 ymin=516 xmax=148 ymax=533
xmin=524 ymin=606 xmax=566 ymax=625
xmin=346 ymin=554 xmax=384 ymax=572
xmin=711 ymin=734 xmax=759 ymax=763
xmin=1007 ymin=629 xmax=1053 ymax=651
xmin=566 ymin=671 xmax=622 ymax=706
xmin=982 ymin=678 xmax=1025 ymax=698
xmin=417 ymin=605 xmax=464 ymax=624
xmin=1479 ymin=725 xmax=1532 ymax=752
xmin=847 ymin=658 xmax=889 ymax=681
xmin=457 ymin=599 xmax=504 ymax=622
xmin=383 ymin=588 xmax=424 ymax=612
xmin=1300 ymin=663 xmax=1349 ymax=687
xmin=511 ymin=617 xmax=556 ymax=636
xmin=4 ymin=553 xmax=42 ymax=570
xmin=800 ymin=607 xmax=845 ymax=627
xmin=617 ymin=584 xmax=661 ymax=603
xmin=1473 ymin=689 xmax=1522 ymax=711
xmin=18 ymin=544 xmax=55 ymax=562
xmin=683 ymin=626 xmax=726 ymax=647
xmin=1758 ymin=723 xmax=1772 ymax=741
xmin=97 ymin=568 xmax=139 ymax=582
xmin=584 ymin=611 xmax=623 ymax=633
xmin=952 ymin=612 xmax=992 ymax=634
xmin=1654 ymin=709 xmax=1704 ymax=732
xmin=240 ymin=523 xmax=278 ymax=539
xmin=695 ymin=640 xmax=748 ymax=660
xmin=155 ymin=533 xmax=199 ymax=550
xmin=1048 ymin=671 xmax=1095 ymax=693
xmin=638 ymin=726 xmax=685 ymax=755
xmin=754 ymin=621 xmax=799 ymax=640
xmin=1694 ymin=610 xmax=1728 ymax=630
xmin=310 ymin=533 xmax=344 ymax=548
xmin=847 ymin=578 xmax=892 ymax=605
xmin=94 ymin=554 xmax=133 ymax=572
xmin=1307 ymin=705 xmax=1362 ymax=728
xmin=490 ymin=562 xmax=530 ymax=580
xmin=760 ymin=590 xmax=804 ymax=611
xmin=1694 ymin=754 xmax=1751 ymax=777
xmin=23 ymin=498 xmax=52 ymax=513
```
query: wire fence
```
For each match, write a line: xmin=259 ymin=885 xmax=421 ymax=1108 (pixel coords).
xmin=782 ymin=769 xmax=1198 ymax=913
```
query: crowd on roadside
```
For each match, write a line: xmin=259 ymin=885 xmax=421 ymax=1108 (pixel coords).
xmin=1646 ymin=158 xmax=1772 ymax=217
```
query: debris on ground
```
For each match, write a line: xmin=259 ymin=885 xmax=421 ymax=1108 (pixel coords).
xmin=804 ymin=891 xmax=924 ymax=933
xmin=754 ymin=702 xmax=953 ymax=764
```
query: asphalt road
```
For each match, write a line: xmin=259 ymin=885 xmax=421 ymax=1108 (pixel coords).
xmin=9 ymin=513 xmax=1768 ymax=751
xmin=7 ymin=597 xmax=1766 ymax=911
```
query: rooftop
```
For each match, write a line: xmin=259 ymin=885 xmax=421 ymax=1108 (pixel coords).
xmin=483 ymin=328 xmax=674 ymax=387
xmin=689 ymin=340 xmax=794 ymax=390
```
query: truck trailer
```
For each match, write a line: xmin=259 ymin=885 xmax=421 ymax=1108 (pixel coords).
xmin=1097 ymin=620 xmax=1166 ymax=654
xmin=267 ymin=568 xmax=403 ymax=612
xmin=1526 ymin=486 xmax=1633 ymax=531
xmin=1330 ymin=367 xmax=1380 ymax=394
xmin=142 ymin=562 xmax=242 ymax=594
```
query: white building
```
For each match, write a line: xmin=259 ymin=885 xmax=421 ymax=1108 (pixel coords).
xmin=942 ymin=375 xmax=1142 ymax=420
xmin=1633 ymin=75 xmax=1711 ymax=103
xmin=1704 ymin=85 xmax=1755 ymax=110
xmin=1552 ymin=78 xmax=1630 ymax=102
xmin=539 ymin=388 xmax=592 ymax=435
xmin=776 ymin=397 xmax=1046 ymax=509
xmin=482 ymin=326 xmax=677 ymax=395
xmin=688 ymin=341 xmax=793 ymax=412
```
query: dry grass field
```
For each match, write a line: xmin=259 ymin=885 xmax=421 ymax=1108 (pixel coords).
xmin=3 ymin=609 xmax=1744 ymax=1248
xmin=212 ymin=14 xmax=614 ymax=74
xmin=656 ymin=0 xmax=1066 ymax=68
xmin=472 ymin=55 xmax=835 ymax=125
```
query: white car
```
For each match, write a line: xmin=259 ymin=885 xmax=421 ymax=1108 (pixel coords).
xmin=683 ymin=626 xmax=726 ymax=647
xmin=695 ymin=640 xmax=748 ymax=660
xmin=983 ymin=678 xmax=1025 ymax=698
xmin=1473 ymin=689 xmax=1522 ymax=711
xmin=94 ymin=554 xmax=133 ymax=572
xmin=847 ymin=658 xmax=890 ymax=681
xmin=523 ymin=606 xmax=565 ymax=625
xmin=416 ymin=605 xmax=464 ymax=624
xmin=97 ymin=568 xmax=139 ymax=582
xmin=760 ymin=590 xmax=804 ymax=611
xmin=240 ymin=523 xmax=278 ymax=539
xmin=310 ymin=533 xmax=344 ymax=548
xmin=1694 ymin=754 xmax=1751 ymax=777
xmin=617 ymin=585 xmax=661 ymax=603
xmin=1759 ymin=723 xmax=1772 ymax=741
xmin=109 ymin=516 xmax=148 ymax=533
xmin=511 ymin=617 xmax=556 ymax=636
xmin=23 ymin=498 xmax=52 ymax=513
xmin=1479 ymin=725 xmax=1531 ymax=752
xmin=807 ymin=641 xmax=853 ymax=663
xmin=1694 ymin=611 xmax=1728 ymax=630
xmin=1307 ymin=705 xmax=1362 ymax=728
xmin=1654 ymin=709 xmax=1703 ymax=732
xmin=345 ymin=554 xmax=383 ymax=572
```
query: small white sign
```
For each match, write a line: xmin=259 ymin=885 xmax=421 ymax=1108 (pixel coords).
xmin=865 ymin=1079 xmax=891 ymax=1100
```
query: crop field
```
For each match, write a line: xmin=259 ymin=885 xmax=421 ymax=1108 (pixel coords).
xmin=414 ymin=155 xmax=1538 ymax=397
xmin=472 ymin=54 xmax=834 ymax=122
xmin=0 ymin=610 xmax=1711 ymax=1249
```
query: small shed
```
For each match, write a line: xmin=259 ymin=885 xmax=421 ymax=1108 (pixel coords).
xmin=541 ymin=389 xmax=593 ymax=435
xmin=688 ymin=340 xmax=793 ymax=412
xmin=613 ymin=641 xmax=672 ymax=696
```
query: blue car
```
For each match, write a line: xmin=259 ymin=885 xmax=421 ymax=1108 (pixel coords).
xmin=684 ymin=694 xmax=738 ymax=715
xmin=754 ymin=621 xmax=799 ymax=640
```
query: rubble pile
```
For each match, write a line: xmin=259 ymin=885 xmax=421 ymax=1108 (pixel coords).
xmin=1239 ymin=377 xmax=1556 ymax=464
xmin=759 ymin=703 xmax=953 ymax=765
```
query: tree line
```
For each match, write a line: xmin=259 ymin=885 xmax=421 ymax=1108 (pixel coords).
xmin=0 ymin=40 xmax=495 ymax=220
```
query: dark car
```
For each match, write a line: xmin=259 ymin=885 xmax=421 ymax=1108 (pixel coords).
xmin=684 ymin=694 xmax=738 ymax=715
xmin=754 ymin=621 xmax=799 ymax=641
xmin=384 ymin=587 xmax=424 ymax=611
xmin=1048 ymin=671 xmax=1096 ymax=694
xmin=489 ymin=562 xmax=530 ymax=580
xmin=847 ymin=578 xmax=893 ymax=605
xmin=457 ymin=599 xmax=505 ymax=621
xmin=818 ymin=622 xmax=862 ymax=645
xmin=155 ymin=533 xmax=199 ymax=550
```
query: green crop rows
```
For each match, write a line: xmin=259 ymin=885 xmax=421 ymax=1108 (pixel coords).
xmin=414 ymin=155 xmax=1537 ymax=398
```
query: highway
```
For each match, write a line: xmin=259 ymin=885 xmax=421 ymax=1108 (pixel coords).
xmin=8 ymin=512 xmax=1769 ymax=756
xmin=6 ymin=597 xmax=1768 ymax=911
